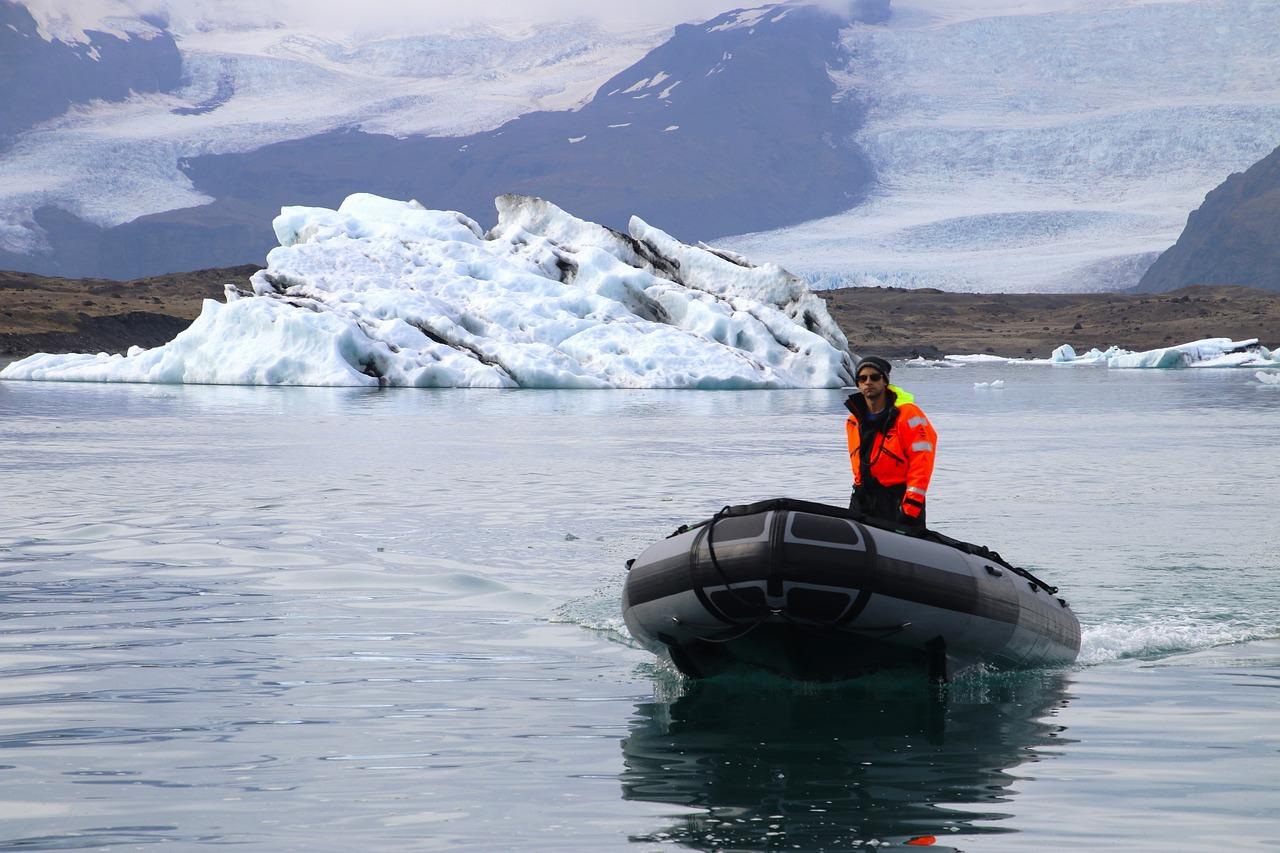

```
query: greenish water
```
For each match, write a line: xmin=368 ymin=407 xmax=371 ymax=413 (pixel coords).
xmin=0 ymin=364 xmax=1276 ymax=849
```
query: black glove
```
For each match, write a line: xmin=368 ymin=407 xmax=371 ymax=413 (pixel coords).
xmin=895 ymin=508 xmax=924 ymax=534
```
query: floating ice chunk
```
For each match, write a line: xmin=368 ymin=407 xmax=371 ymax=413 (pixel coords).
xmin=1049 ymin=343 xmax=1128 ymax=364
xmin=974 ymin=380 xmax=1005 ymax=388
xmin=1 ymin=194 xmax=855 ymax=389
xmin=904 ymin=357 xmax=963 ymax=368
xmin=1107 ymin=337 xmax=1262 ymax=369
xmin=1047 ymin=339 xmax=1279 ymax=368
xmin=944 ymin=354 xmax=1018 ymax=364
xmin=1229 ymin=343 xmax=1280 ymax=368
xmin=1190 ymin=350 xmax=1268 ymax=368
xmin=1257 ymin=371 xmax=1280 ymax=386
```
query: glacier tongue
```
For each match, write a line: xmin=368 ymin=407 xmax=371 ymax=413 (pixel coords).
xmin=0 ymin=194 xmax=855 ymax=389
xmin=726 ymin=0 xmax=1280 ymax=293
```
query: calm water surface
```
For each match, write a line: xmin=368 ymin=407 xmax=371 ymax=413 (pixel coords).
xmin=0 ymin=365 xmax=1277 ymax=850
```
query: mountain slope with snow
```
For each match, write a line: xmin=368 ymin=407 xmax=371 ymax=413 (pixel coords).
xmin=4 ymin=0 xmax=1280 ymax=292
xmin=1137 ymin=143 xmax=1280 ymax=293
xmin=0 ymin=2 xmax=873 ymax=280
xmin=723 ymin=0 xmax=1280 ymax=292
xmin=0 ymin=13 xmax=674 ymax=262
xmin=0 ymin=0 xmax=181 ymax=144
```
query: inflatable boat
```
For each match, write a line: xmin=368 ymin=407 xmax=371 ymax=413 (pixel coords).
xmin=623 ymin=498 xmax=1080 ymax=682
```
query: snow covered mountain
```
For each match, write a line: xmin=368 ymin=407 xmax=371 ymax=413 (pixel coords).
xmin=723 ymin=0 xmax=1280 ymax=293
xmin=0 ymin=7 xmax=683 ymax=269
xmin=0 ymin=1 xmax=877 ymax=280
xmin=0 ymin=0 xmax=181 ymax=144
xmin=1137 ymin=143 xmax=1280 ymax=293
xmin=3 ymin=0 xmax=1280 ymax=292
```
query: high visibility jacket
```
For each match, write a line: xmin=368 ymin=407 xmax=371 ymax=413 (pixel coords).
xmin=844 ymin=385 xmax=937 ymax=519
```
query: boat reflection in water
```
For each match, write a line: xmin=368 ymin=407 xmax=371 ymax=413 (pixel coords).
xmin=620 ymin=672 xmax=1074 ymax=851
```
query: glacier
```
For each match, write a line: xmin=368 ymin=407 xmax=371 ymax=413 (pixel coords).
xmin=724 ymin=0 xmax=1280 ymax=292
xmin=0 ymin=19 xmax=670 ymax=255
xmin=8 ymin=1 xmax=1280 ymax=292
xmin=0 ymin=195 xmax=854 ymax=389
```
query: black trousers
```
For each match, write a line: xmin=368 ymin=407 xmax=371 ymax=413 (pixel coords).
xmin=851 ymin=481 xmax=926 ymax=530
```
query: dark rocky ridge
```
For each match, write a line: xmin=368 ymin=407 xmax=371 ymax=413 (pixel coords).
xmin=0 ymin=3 xmax=876 ymax=280
xmin=0 ymin=265 xmax=258 ymax=359
xmin=0 ymin=312 xmax=194 ymax=360
xmin=1137 ymin=143 xmax=1280 ymax=293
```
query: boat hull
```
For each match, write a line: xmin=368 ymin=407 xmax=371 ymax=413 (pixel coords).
xmin=622 ymin=499 xmax=1081 ymax=681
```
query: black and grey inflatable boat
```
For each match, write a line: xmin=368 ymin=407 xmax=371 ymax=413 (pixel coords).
xmin=623 ymin=498 xmax=1080 ymax=682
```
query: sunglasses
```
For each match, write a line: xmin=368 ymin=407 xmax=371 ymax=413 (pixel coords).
xmin=856 ymin=372 xmax=885 ymax=384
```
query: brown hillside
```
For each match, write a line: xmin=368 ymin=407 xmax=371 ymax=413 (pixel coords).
xmin=1 ymin=267 xmax=1278 ymax=363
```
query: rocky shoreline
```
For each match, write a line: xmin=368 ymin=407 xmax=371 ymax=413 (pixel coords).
xmin=2 ymin=266 xmax=1279 ymax=365
xmin=822 ymin=284 xmax=1280 ymax=359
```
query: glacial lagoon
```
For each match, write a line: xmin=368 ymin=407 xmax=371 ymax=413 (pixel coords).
xmin=0 ymin=363 xmax=1276 ymax=850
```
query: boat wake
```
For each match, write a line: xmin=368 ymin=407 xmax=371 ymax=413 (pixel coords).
xmin=1078 ymin=620 xmax=1279 ymax=666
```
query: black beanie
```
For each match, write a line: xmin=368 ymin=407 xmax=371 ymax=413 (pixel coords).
xmin=855 ymin=356 xmax=892 ymax=377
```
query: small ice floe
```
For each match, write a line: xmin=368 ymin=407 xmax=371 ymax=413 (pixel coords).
xmin=1257 ymin=371 xmax=1280 ymax=386
xmin=1107 ymin=338 xmax=1277 ymax=369
xmin=1049 ymin=343 xmax=1127 ymax=365
xmin=0 ymin=194 xmax=854 ymax=389
xmin=943 ymin=354 xmax=1018 ymax=364
xmin=1047 ymin=339 xmax=1280 ymax=369
xmin=973 ymin=379 xmax=1005 ymax=389
xmin=904 ymin=357 xmax=963 ymax=368
xmin=1190 ymin=343 xmax=1280 ymax=368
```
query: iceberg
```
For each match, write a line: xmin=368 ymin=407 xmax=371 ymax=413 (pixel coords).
xmin=943 ymin=354 xmax=1013 ymax=364
xmin=1106 ymin=338 xmax=1278 ymax=369
xmin=903 ymin=356 xmax=964 ymax=369
xmin=1049 ymin=343 xmax=1128 ymax=365
xmin=939 ymin=339 xmax=1279 ymax=369
xmin=1257 ymin=371 xmax=1280 ymax=386
xmin=0 ymin=195 xmax=855 ymax=390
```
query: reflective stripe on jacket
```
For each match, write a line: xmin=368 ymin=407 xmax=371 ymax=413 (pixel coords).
xmin=844 ymin=385 xmax=937 ymax=511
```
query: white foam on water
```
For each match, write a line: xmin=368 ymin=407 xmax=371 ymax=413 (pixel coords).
xmin=1079 ymin=620 xmax=1278 ymax=666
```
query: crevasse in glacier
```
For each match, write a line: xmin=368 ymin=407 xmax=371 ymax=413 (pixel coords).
xmin=0 ymin=195 xmax=855 ymax=389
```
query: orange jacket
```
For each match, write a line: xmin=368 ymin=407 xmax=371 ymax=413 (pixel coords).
xmin=845 ymin=385 xmax=937 ymax=518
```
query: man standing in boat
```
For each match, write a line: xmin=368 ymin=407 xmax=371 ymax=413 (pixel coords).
xmin=845 ymin=356 xmax=937 ymax=532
